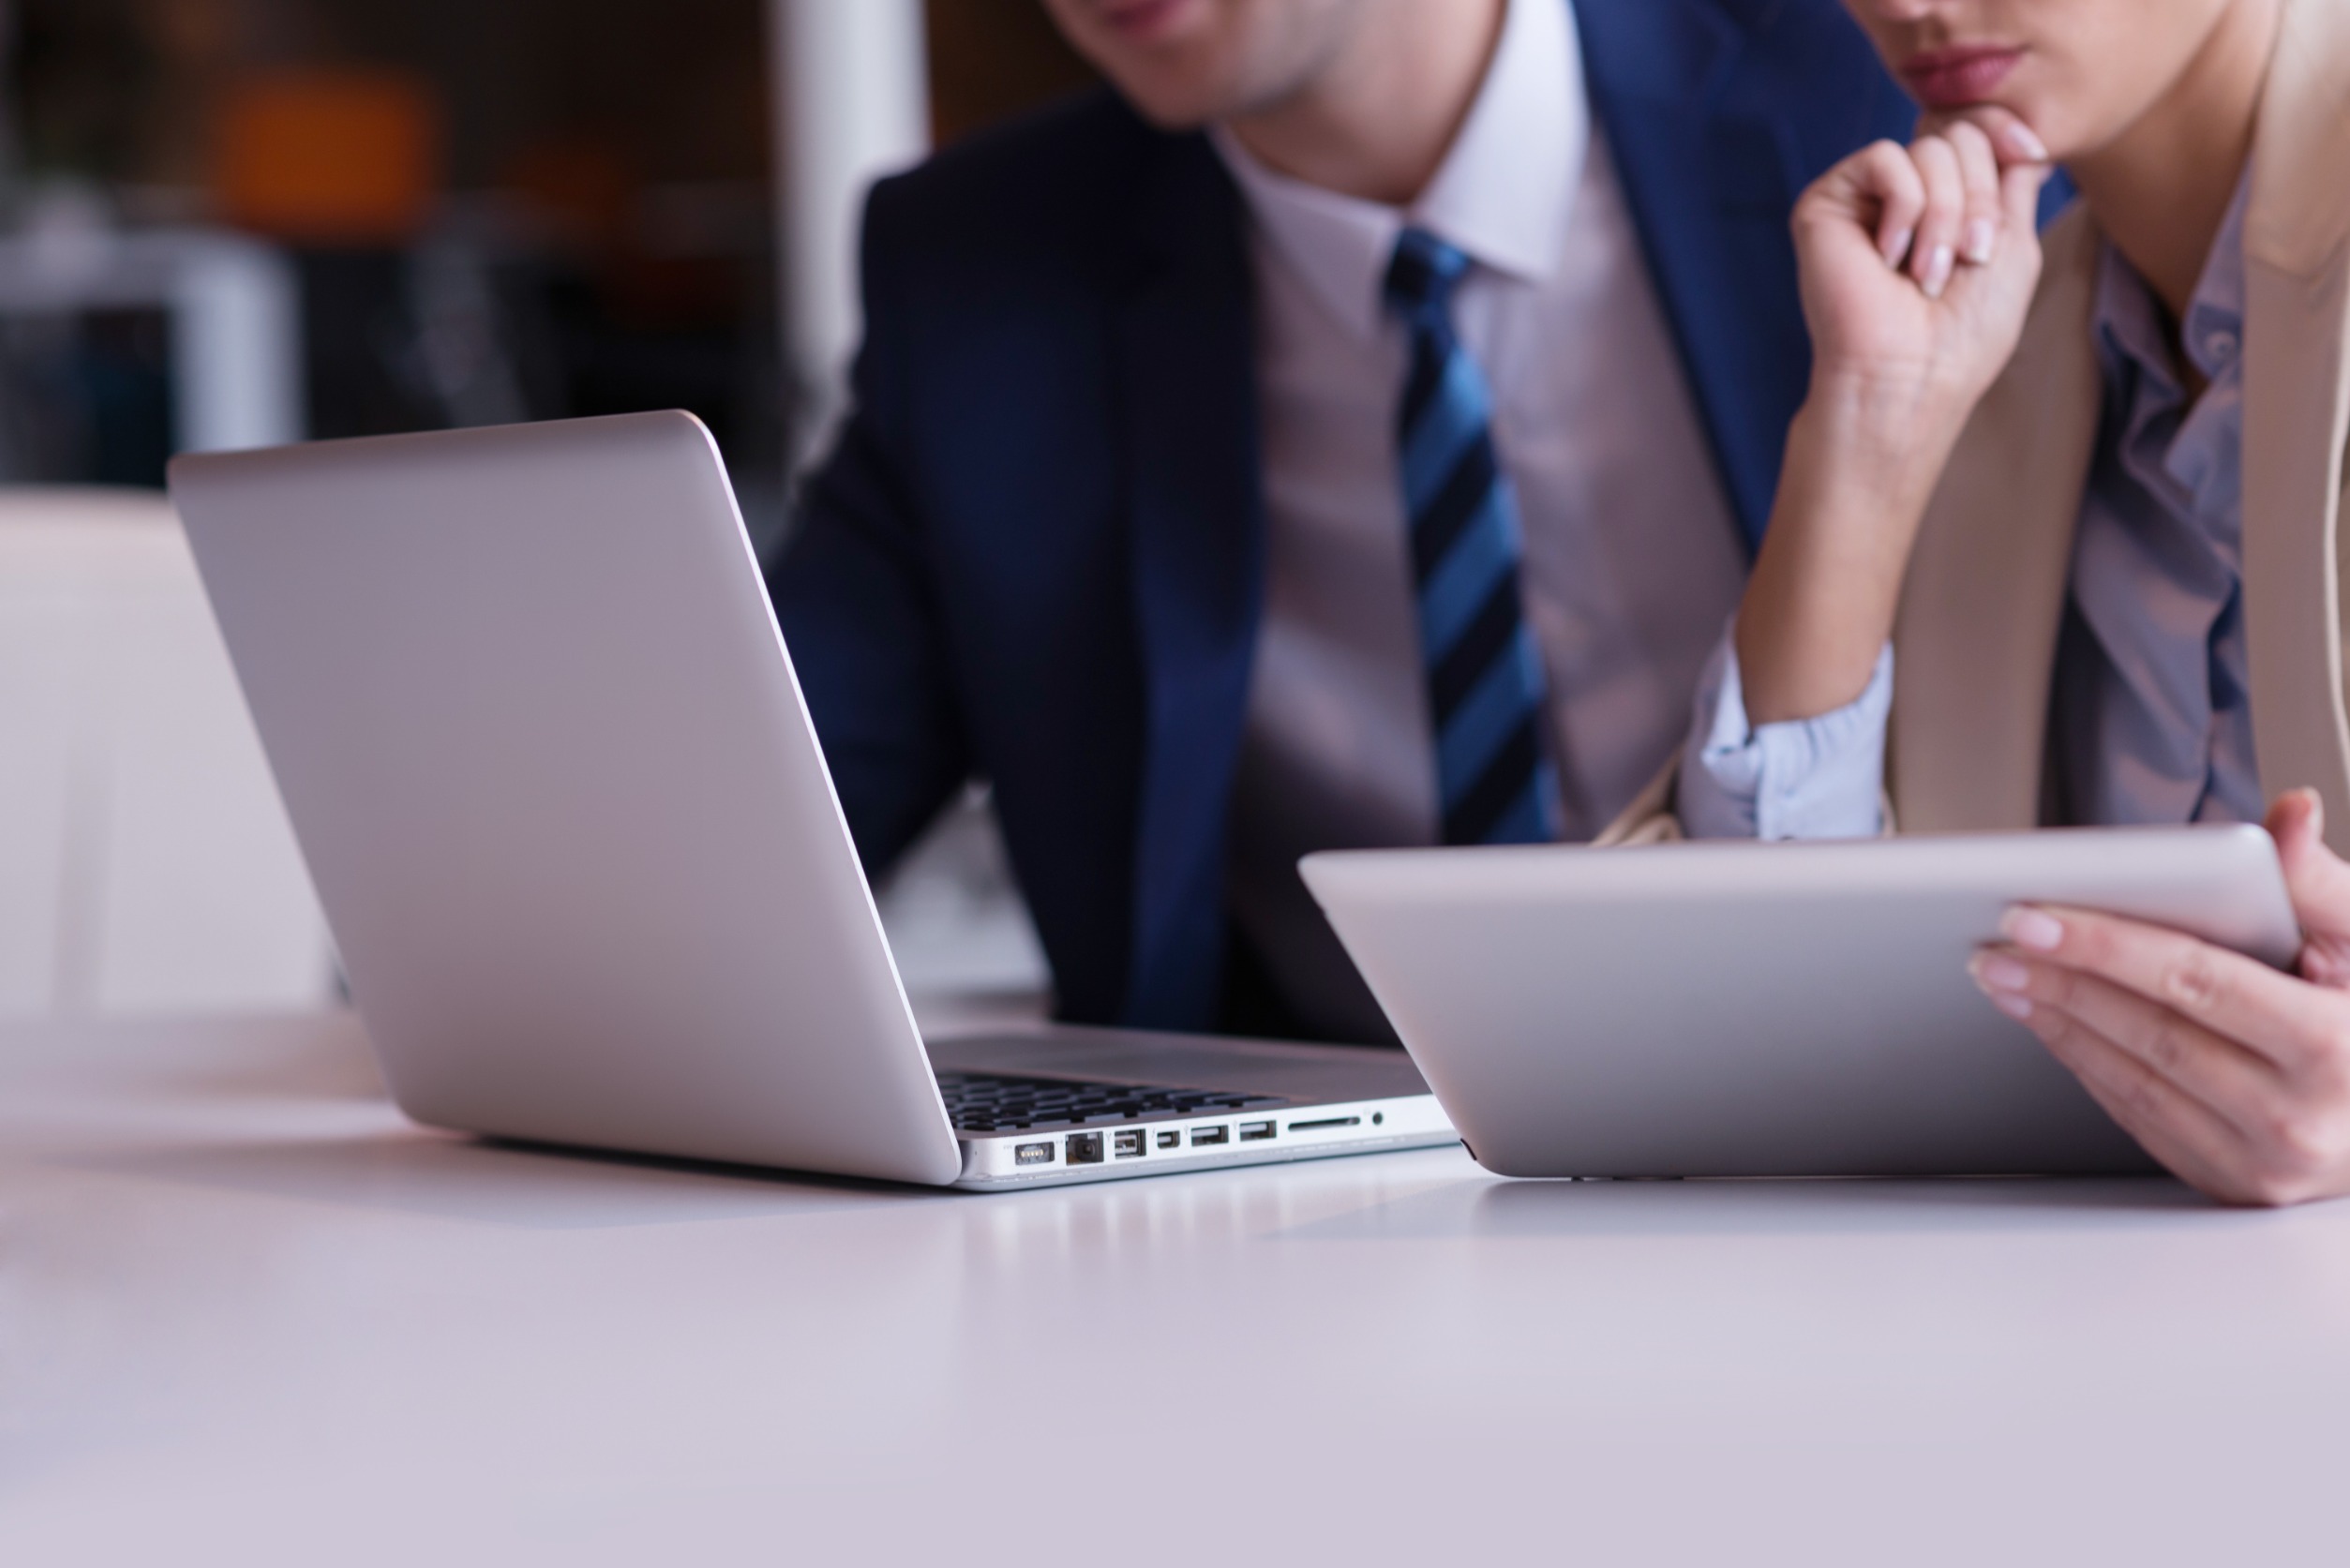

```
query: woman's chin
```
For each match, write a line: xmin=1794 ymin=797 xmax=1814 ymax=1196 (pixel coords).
xmin=2013 ymin=112 xmax=2085 ymax=165
xmin=1978 ymin=94 xmax=2078 ymax=165
xmin=1983 ymin=78 xmax=2095 ymax=165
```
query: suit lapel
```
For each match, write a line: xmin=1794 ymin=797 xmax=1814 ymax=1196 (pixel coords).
xmin=1579 ymin=0 xmax=1914 ymax=551
xmin=1891 ymin=208 xmax=2103 ymax=830
xmin=1113 ymin=134 xmax=1265 ymax=1031
xmin=1579 ymin=0 xmax=1771 ymax=549
xmin=2240 ymin=0 xmax=2350 ymax=848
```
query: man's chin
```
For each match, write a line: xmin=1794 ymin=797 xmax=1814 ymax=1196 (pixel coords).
xmin=1102 ymin=75 xmax=1252 ymax=132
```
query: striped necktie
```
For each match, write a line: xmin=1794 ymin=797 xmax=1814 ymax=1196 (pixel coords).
xmin=1384 ymin=227 xmax=1560 ymax=846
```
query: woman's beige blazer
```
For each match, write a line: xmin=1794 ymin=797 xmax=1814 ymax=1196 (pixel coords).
xmin=1612 ymin=0 xmax=2350 ymax=852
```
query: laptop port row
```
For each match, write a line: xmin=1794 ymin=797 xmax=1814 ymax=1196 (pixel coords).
xmin=1014 ymin=1119 xmax=1286 ymax=1169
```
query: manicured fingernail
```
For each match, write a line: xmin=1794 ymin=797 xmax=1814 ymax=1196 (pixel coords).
xmin=1882 ymin=227 xmax=1914 ymax=267
xmin=2007 ymin=124 xmax=2050 ymax=161
xmin=1963 ymin=218 xmax=1996 ymax=264
xmin=1971 ymin=954 xmax=2032 ymax=993
xmin=2001 ymin=907 xmax=2065 ymax=951
xmin=1987 ymin=990 xmax=2034 ymax=1022
xmin=1923 ymin=244 xmax=1955 ymax=298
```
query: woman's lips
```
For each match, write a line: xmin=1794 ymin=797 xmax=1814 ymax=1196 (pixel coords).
xmin=1901 ymin=46 xmax=2025 ymax=110
xmin=1095 ymin=0 xmax=1194 ymax=42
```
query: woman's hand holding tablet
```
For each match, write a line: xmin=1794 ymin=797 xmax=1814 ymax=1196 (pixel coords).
xmin=1973 ymin=788 xmax=2350 ymax=1206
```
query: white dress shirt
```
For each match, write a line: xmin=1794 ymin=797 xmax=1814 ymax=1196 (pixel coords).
xmin=1215 ymin=0 xmax=1746 ymax=1039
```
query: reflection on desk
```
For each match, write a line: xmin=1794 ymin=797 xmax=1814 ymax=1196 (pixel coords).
xmin=4 ymin=1011 xmax=2348 ymax=1565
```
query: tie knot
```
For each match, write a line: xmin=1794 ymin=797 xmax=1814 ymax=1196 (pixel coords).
xmin=1384 ymin=228 xmax=1471 ymax=320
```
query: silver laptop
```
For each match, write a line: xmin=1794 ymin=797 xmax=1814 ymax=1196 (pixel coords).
xmin=169 ymin=411 xmax=1452 ymax=1189
xmin=1301 ymin=828 xmax=2300 ymax=1178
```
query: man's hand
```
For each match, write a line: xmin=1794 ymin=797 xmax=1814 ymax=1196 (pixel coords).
xmin=1970 ymin=789 xmax=2350 ymax=1206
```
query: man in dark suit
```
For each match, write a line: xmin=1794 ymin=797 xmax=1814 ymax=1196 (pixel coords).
xmin=768 ymin=0 xmax=1913 ymax=1041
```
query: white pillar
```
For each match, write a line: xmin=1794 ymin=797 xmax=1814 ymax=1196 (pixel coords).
xmin=768 ymin=0 xmax=931 ymax=473
xmin=168 ymin=234 xmax=305 ymax=454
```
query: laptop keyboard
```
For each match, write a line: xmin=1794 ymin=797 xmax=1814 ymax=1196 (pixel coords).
xmin=936 ymin=1071 xmax=1287 ymax=1135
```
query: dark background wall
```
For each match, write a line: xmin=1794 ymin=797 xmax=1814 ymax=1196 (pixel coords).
xmin=2 ymin=0 xmax=1097 ymax=515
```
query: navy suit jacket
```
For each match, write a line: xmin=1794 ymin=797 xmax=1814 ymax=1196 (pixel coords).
xmin=770 ymin=0 xmax=1916 ymax=1037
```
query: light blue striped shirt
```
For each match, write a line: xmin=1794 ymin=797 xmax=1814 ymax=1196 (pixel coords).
xmin=1680 ymin=177 xmax=2259 ymax=838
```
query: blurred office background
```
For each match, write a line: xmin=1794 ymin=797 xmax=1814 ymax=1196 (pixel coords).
xmin=0 ymin=0 xmax=1093 ymax=1021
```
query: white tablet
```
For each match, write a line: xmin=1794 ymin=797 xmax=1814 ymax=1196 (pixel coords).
xmin=1300 ymin=825 xmax=2300 ymax=1178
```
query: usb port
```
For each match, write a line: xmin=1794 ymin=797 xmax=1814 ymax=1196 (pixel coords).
xmin=1190 ymin=1125 xmax=1229 ymax=1146
xmin=1066 ymin=1132 xmax=1104 ymax=1165
xmin=1113 ymin=1128 xmax=1146 ymax=1159
xmin=1156 ymin=1130 xmax=1181 ymax=1149
xmin=1015 ymin=1142 xmax=1054 ymax=1167
xmin=1238 ymin=1120 xmax=1276 ymax=1142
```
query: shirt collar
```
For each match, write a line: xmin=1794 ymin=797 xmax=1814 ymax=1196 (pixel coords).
xmin=2092 ymin=166 xmax=2253 ymax=394
xmin=2180 ymin=171 xmax=2252 ymax=381
xmin=1209 ymin=0 xmax=1586 ymax=341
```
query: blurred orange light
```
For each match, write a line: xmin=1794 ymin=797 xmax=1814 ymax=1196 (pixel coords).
xmin=216 ymin=73 xmax=442 ymax=245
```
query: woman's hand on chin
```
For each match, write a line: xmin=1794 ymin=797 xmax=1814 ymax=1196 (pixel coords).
xmin=1794 ymin=112 xmax=2052 ymax=431
xmin=1971 ymin=790 xmax=2350 ymax=1208
xmin=1730 ymin=114 xmax=2052 ymax=728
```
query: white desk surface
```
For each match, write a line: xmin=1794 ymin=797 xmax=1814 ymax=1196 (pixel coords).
xmin=7 ymin=1011 xmax=2350 ymax=1565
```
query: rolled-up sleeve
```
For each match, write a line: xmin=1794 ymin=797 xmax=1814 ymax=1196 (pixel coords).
xmin=1676 ymin=629 xmax=1893 ymax=841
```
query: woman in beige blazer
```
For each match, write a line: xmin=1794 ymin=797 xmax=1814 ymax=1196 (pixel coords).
xmin=1671 ymin=0 xmax=2350 ymax=1204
